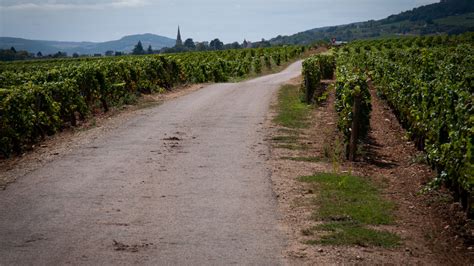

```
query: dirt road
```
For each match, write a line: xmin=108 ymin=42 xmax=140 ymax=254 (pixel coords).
xmin=0 ymin=61 xmax=302 ymax=265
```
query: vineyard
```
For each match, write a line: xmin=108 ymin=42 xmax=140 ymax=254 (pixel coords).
xmin=303 ymin=33 xmax=473 ymax=214
xmin=0 ymin=46 xmax=306 ymax=156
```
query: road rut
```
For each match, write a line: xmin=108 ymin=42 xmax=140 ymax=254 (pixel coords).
xmin=0 ymin=61 xmax=302 ymax=265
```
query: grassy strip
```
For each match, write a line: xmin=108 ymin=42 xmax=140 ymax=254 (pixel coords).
xmin=274 ymin=84 xmax=311 ymax=129
xmin=306 ymin=222 xmax=400 ymax=248
xmin=300 ymin=173 xmax=400 ymax=247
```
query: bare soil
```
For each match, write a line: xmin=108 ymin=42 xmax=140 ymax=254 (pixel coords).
xmin=267 ymin=77 xmax=474 ymax=264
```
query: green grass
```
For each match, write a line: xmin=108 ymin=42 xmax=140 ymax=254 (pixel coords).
xmin=281 ymin=156 xmax=321 ymax=163
xmin=272 ymin=84 xmax=312 ymax=150
xmin=301 ymin=173 xmax=394 ymax=224
xmin=274 ymin=84 xmax=311 ymax=129
xmin=307 ymin=222 xmax=400 ymax=248
xmin=300 ymin=173 xmax=400 ymax=247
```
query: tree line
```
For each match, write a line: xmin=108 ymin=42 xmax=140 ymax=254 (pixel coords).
xmin=131 ymin=38 xmax=273 ymax=55
xmin=0 ymin=46 xmax=81 ymax=61
xmin=1 ymin=35 xmax=277 ymax=61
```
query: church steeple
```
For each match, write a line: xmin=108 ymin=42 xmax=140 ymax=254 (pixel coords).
xmin=176 ymin=26 xmax=183 ymax=47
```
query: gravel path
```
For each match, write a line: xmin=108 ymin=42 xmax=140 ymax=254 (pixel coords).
xmin=0 ymin=61 xmax=302 ymax=265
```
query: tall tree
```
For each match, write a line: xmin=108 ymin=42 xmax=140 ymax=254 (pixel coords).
xmin=184 ymin=38 xmax=195 ymax=49
xmin=147 ymin=45 xmax=153 ymax=54
xmin=133 ymin=41 xmax=145 ymax=55
xmin=230 ymin=42 xmax=241 ymax=49
xmin=210 ymin=38 xmax=223 ymax=50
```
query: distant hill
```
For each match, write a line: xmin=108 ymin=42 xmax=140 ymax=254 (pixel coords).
xmin=0 ymin=34 xmax=176 ymax=55
xmin=270 ymin=0 xmax=474 ymax=45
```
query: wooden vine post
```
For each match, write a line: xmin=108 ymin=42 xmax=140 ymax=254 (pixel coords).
xmin=304 ymin=72 xmax=313 ymax=104
xmin=348 ymin=91 xmax=361 ymax=161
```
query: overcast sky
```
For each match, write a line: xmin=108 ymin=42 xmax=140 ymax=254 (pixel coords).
xmin=0 ymin=0 xmax=439 ymax=43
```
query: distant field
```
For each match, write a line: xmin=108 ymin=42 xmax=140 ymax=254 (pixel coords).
xmin=435 ymin=12 xmax=474 ymax=27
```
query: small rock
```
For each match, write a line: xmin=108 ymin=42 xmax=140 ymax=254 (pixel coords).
xmin=318 ymin=248 xmax=324 ymax=253
xmin=444 ymin=225 xmax=450 ymax=230
xmin=356 ymin=255 xmax=363 ymax=260
xmin=468 ymin=246 xmax=473 ymax=250
xmin=405 ymin=248 xmax=410 ymax=252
